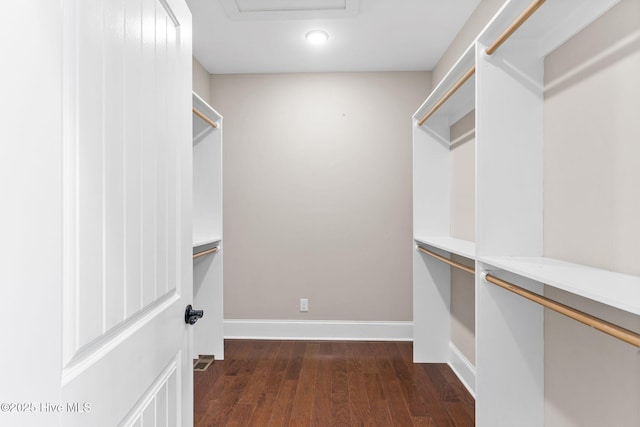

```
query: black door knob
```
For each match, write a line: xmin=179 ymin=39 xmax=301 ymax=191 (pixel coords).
xmin=185 ymin=304 xmax=204 ymax=325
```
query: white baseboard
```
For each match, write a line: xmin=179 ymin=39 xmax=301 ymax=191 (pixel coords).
xmin=224 ymin=319 xmax=413 ymax=341
xmin=448 ymin=342 xmax=476 ymax=397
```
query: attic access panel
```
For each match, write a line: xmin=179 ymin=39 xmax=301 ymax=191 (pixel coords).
xmin=219 ymin=0 xmax=360 ymax=20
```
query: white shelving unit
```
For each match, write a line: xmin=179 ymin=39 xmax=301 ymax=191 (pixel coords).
xmin=412 ymin=42 xmax=477 ymax=374
xmin=193 ymin=237 xmax=222 ymax=253
xmin=192 ymin=92 xmax=224 ymax=360
xmin=413 ymin=0 xmax=632 ymax=425
xmin=480 ymin=256 xmax=640 ymax=316
xmin=414 ymin=236 xmax=475 ymax=260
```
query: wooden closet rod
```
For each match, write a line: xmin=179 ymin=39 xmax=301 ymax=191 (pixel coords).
xmin=192 ymin=107 xmax=218 ymax=129
xmin=193 ymin=246 xmax=218 ymax=259
xmin=417 ymin=65 xmax=475 ymax=127
xmin=417 ymin=246 xmax=475 ymax=275
xmin=485 ymin=0 xmax=546 ymax=55
xmin=483 ymin=273 xmax=640 ymax=348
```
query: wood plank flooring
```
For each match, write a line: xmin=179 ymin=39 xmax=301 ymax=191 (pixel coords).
xmin=194 ymin=340 xmax=475 ymax=427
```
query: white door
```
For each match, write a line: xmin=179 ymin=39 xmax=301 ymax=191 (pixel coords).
xmin=0 ymin=0 xmax=194 ymax=426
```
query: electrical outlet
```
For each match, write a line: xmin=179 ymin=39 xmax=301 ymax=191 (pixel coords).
xmin=299 ymin=298 xmax=309 ymax=312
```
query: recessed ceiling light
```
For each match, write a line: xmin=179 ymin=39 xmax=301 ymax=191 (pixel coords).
xmin=305 ymin=30 xmax=329 ymax=45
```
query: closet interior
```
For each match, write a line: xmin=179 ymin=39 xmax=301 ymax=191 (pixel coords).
xmin=412 ymin=0 xmax=639 ymax=425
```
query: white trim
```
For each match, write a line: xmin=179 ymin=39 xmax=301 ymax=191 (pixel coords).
xmin=448 ymin=342 xmax=476 ymax=398
xmin=224 ymin=319 xmax=413 ymax=341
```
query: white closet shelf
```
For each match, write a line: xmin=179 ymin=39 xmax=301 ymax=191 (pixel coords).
xmin=413 ymin=44 xmax=475 ymax=127
xmin=479 ymin=255 xmax=640 ymax=316
xmin=193 ymin=92 xmax=222 ymax=123
xmin=193 ymin=92 xmax=222 ymax=138
xmin=480 ymin=0 xmax=621 ymax=58
xmin=414 ymin=236 xmax=476 ymax=260
xmin=193 ymin=237 xmax=222 ymax=250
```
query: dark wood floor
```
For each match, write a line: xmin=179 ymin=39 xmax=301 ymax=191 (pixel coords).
xmin=194 ymin=340 xmax=475 ymax=426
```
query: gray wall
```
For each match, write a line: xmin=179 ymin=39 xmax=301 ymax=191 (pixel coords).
xmin=543 ymin=0 xmax=640 ymax=425
xmin=210 ymin=72 xmax=431 ymax=321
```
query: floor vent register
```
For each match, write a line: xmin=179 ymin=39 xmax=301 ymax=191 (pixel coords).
xmin=193 ymin=355 xmax=215 ymax=372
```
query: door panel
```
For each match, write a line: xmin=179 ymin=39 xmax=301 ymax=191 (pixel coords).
xmin=1 ymin=1 xmax=192 ymax=426
xmin=61 ymin=0 xmax=193 ymax=425
xmin=68 ymin=0 xmax=184 ymax=356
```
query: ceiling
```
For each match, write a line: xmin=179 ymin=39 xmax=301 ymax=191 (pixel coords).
xmin=187 ymin=0 xmax=480 ymax=74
